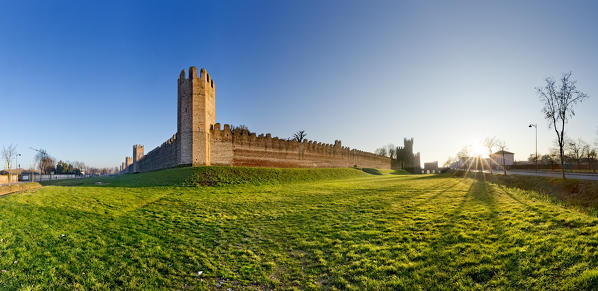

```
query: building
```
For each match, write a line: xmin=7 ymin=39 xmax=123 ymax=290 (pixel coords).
xmin=491 ymin=150 xmax=514 ymax=168
xmin=423 ymin=161 xmax=438 ymax=173
xmin=393 ymin=138 xmax=421 ymax=170
xmin=123 ymin=66 xmax=390 ymax=173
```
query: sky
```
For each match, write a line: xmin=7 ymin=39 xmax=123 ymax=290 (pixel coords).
xmin=1 ymin=0 xmax=597 ymax=169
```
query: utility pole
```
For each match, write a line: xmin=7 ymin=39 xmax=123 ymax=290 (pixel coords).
xmin=529 ymin=123 xmax=538 ymax=173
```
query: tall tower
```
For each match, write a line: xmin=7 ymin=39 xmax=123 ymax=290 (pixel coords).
xmin=133 ymin=145 xmax=144 ymax=172
xmin=133 ymin=145 xmax=144 ymax=162
xmin=177 ymin=66 xmax=215 ymax=166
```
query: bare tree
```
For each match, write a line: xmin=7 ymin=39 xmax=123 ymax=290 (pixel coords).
xmin=444 ymin=156 xmax=456 ymax=167
xmin=483 ymin=137 xmax=498 ymax=174
xmin=33 ymin=148 xmax=55 ymax=174
xmin=537 ymin=72 xmax=588 ymax=179
xmin=72 ymin=161 xmax=86 ymax=174
xmin=496 ymin=140 xmax=508 ymax=175
xmin=457 ymin=146 xmax=470 ymax=170
xmin=566 ymin=138 xmax=587 ymax=170
xmin=2 ymin=144 xmax=17 ymax=182
xmin=388 ymin=147 xmax=397 ymax=160
xmin=375 ymin=147 xmax=388 ymax=157
xmin=581 ymin=141 xmax=595 ymax=173
xmin=293 ymin=130 xmax=307 ymax=142
xmin=587 ymin=146 xmax=597 ymax=173
xmin=385 ymin=144 xmax=396 ymax=159
xmin=230 ymin=124 xmax=249 ymax=134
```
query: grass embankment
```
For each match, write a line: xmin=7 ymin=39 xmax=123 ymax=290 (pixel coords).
xmin=42 ymin=166 xmax=368 ymax=187
xmin=456 ymin=171 xmax=598 ymax=211
xmin=0 ymin=182 xmax=41 ymax=196
xmin=3 ymin=167 xmax=598 ymax=289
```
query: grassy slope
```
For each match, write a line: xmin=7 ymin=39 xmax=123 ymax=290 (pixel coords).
xmin=42 ymin=166 xmax=369 ymax=187
xmin=2 ymin=168 xmax=598 ymax=289
xmin=0 ymin=182 xmax=42 ymax=196
xmin=456 ymin=171 xmax=598 ymax=211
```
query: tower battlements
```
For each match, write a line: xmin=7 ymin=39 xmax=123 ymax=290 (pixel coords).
xmin=178 ymin=67 xmax=215 ymax=90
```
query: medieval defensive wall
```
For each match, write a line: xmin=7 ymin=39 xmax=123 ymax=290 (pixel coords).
xmin=123 ymin=66 xmax=390 ymax=173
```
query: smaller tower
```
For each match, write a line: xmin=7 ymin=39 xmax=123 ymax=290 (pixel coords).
xmin=132 ymin=145 xmax=144 ymax=172
xmin=133 ymin=145 xmax=144 ymax=163
xmin=125 ymin=157 xmax=132 ymax=172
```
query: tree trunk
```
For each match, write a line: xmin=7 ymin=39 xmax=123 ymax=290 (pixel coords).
xmin=560 ymin=149 xmax=566 ymax=180
xmin=503 ymin=152 xmax=506 ymax=175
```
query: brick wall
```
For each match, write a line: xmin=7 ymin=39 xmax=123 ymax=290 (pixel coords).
xmin=134 ymin=134 xmax=178 ymax=172
xmin=210 ymin=123 xmax=390 ymax=169
xmin=125 ymin=66 xmax=390 ymax=173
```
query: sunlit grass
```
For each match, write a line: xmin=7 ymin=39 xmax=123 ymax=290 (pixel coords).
xmin=0 ymin=168 xmax=597 ymax=289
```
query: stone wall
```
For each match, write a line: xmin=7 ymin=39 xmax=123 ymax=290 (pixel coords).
xmin=128 ymin=124 xmax=390 ymax=173
xmin=123 ymin=66 xmax=390 ymax=173
xmin=133 ymin=134 xmax=178 ymax=172
xmin=210 ymin=123 xmax=390 ymax=169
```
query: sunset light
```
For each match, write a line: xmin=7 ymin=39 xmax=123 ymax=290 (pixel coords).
xmin=470 ymin=140 xmax=488 ymax=158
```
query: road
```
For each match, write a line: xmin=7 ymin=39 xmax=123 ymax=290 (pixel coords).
xmin=507 ymin=170 xmax=598 ymax=181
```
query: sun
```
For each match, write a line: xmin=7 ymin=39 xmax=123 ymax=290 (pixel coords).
xmin=470 ymin=140 xmax=488 ymax=158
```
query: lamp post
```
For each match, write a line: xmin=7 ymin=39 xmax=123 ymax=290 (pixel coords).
xmin=15 ymin=154 xmax=21 ymax=182
xmin=529 ymin=123 xmax=537 ymax=173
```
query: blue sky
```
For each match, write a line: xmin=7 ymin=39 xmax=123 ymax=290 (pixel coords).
xmin=1 ymin=0 xmax=597 ymax=169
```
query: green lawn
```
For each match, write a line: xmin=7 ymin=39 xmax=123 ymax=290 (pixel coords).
xmin=1 ymin=167 xmax=598 ymax=289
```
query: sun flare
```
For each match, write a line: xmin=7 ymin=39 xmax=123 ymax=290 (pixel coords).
xmin=470 ymin=141 xmax=488 ymax=159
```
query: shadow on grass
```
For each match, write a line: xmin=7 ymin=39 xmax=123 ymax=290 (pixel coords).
xmin=434 ymin=179 xmax=505 ymax=284
xmin=361 ymin=168 xmax=383 ymax=175
xmin=495 ymin=184 xmax=589 ymax=229
xmin=407 ymin=174 xmax=450 ymax=180
xmin=390 ymin=169 xmax=410 ymax=175
xmin=410 ymin=180 xmax=464 ymax=209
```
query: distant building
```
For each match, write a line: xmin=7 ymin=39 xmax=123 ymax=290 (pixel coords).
xmin=393 ymin=138 xmax=421 ymax=171
xmin=423 ymin=161 xmax=438 ymax=173
xmin=492 ymin=150 xmax=514 ymax=168
xmin=424 ymin=161 xmax=438 ymax=170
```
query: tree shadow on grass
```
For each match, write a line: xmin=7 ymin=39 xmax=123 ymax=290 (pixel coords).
xmin=432 ymin=179 xmax=507 ymax=285
xmin=495 ymin=184 xmax=588 ymax=229
xmin=410 ymin=180 xmax=464 ymax=209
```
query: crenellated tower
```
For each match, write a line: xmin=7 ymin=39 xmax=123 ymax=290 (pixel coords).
xmin=133 ymin=144 xmax=144 ymax=172
xmin=177 ymin=66 xmax=215 ymax=166
xmin=125 ymin=157 xmax=132 ymax=171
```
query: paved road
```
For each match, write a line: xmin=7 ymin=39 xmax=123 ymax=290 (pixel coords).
xmin=459 ymin=169 xmax=598 ymax=181
xmin=507 ymin=170 xmax=598 ymax=181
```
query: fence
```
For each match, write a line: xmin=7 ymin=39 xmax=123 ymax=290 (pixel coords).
xmin=511 ymin=161 xmax=597 ymax=173
xmin=20 ymin=174 xmax=87 ymax=182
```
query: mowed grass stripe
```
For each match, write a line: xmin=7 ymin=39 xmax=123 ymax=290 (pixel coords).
xmin=0 ymin=169 xmax=597 ymax=289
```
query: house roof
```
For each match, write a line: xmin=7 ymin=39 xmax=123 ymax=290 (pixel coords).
xmin=493 ymin=150 xmax=514 ymax=155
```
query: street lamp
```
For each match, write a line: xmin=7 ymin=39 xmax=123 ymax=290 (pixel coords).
xmin=529 ymin=123 xmax=538 ymax=173
xmin=15 ymin=154 xmax=21 ymax=182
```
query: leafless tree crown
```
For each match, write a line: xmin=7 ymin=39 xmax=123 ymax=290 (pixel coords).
xmin=2 ymin=144 xmax=17 ymax=171
xmin=536 ymin=72 xmax=588 ymax=179
xmin=293 ymin=130 xmax=307 ymax=142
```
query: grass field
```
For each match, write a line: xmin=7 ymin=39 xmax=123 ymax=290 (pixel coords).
xmin=1 ymin=167 xmax=598 ymax=289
